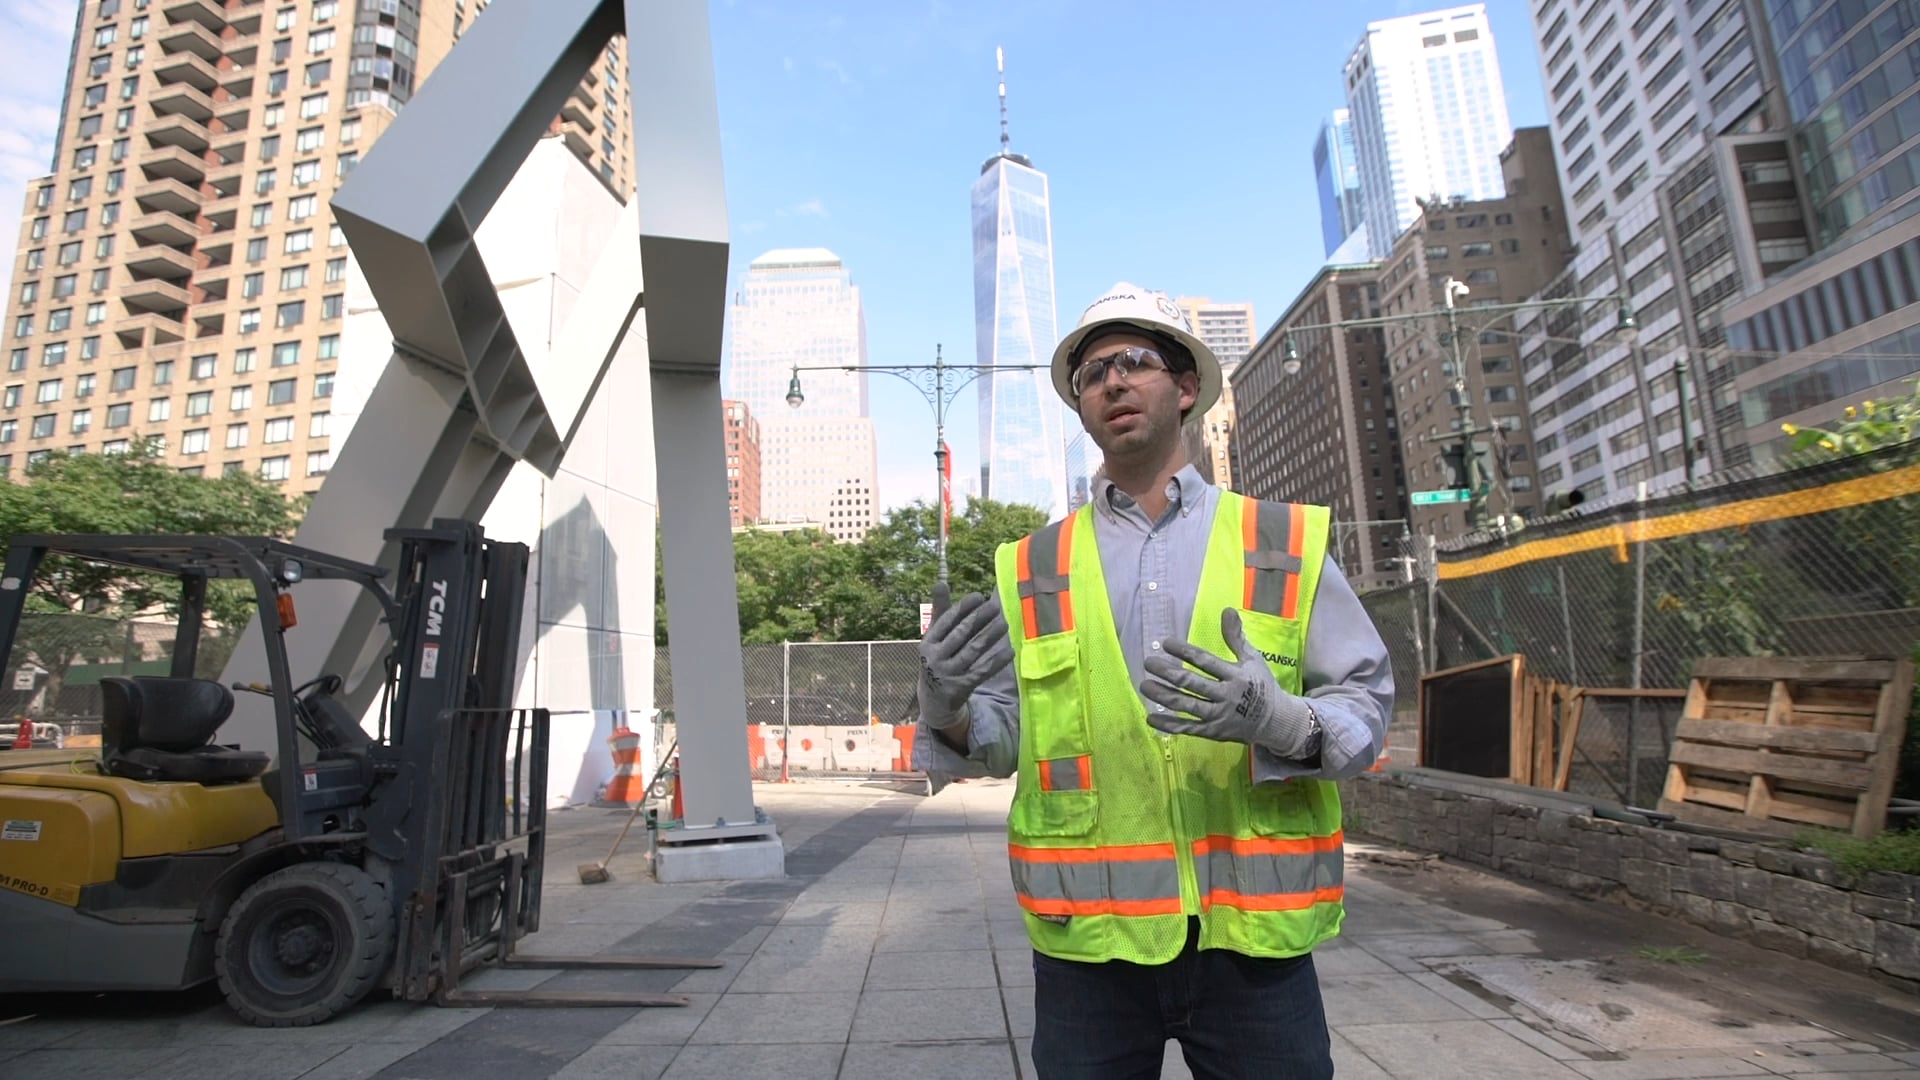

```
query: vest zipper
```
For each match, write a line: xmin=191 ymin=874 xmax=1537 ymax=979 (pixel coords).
xmin=1162 ymin=734 xmax=1199 ymax=915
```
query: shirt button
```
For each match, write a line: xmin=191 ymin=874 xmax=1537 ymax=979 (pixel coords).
xmin=1147 ymin=581 xmax=1158 ymax=591
xmin=1151 ymin=641 xmax=1162 ymax=651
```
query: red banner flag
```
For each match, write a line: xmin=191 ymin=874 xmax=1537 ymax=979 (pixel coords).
xmin=940 ymin=439 xmax=953 ymax=534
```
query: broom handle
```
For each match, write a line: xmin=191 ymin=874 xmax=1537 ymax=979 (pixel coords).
xmin=599 ymin=739 xmax=678 ymax=864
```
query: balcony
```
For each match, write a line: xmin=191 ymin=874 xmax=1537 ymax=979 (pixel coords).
xmin=197 ymin=232 xmax=234 ymax=263
xmin=560 ymin=98 xmax=595 ymax=135
xmin=225 ymin=4 xmax=261 ymax=35
xmin=130 ymin=209 xmax=200 ymax=248
xmin=224 ymin=32 xmax=260 ymax=67
xmin=163 ymin=0 xmax=227 ymax=33
xmin=126 ymin=244 xmax=196 ymax=280
xmin=134 ymin=176 xmax=203 ymax=217
xmin=159 ymin=20 xmax=224 ymax=63
xmin=138 ymin=144 xmax=208 ymax=186
xmin=114 ymin=311 xmax=187 ymax=348
xmin=154 ymin=48 xmax=218 ymax=92
xmin=561 ymin=123 xmax=592 ymax=162
xmin=151 ymin=80 xmax=216 ymax=123
xmin=124 ymin=278 xmax=192 ymax=316
xmin=214 ymin=93 xmax=251 ymax=133
xmin=146 ymin=112 xmax=212 ymax=154
xmin=189 ymin=295 xmax=229 ymax=336
xmin=218 ymin=64 xmax=254 ymax=99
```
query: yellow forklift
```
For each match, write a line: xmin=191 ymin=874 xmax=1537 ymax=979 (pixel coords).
xmin=0 ymin=519 xmax=711 ymax=1025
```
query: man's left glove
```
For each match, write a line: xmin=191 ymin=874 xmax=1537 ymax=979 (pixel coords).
xmin=1139 ymin=608 xmax=1318 ymax=760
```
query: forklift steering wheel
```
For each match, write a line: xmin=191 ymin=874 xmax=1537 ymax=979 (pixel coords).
xmin=291 ymin=674 xmax=343 ymax=699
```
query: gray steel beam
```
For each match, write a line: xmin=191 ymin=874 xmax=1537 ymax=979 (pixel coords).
xmin=219 ymin=0 xmax=765 ymax=850
xmin=626 ymin=0 xmax=757 ymax=832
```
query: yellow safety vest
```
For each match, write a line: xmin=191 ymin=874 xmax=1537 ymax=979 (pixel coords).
xmin=992 ymin=490 xmax=1345 ymax=965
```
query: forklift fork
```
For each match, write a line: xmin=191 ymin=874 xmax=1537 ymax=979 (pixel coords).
xmin=433 ymin=852 xmax=721 ymax=1008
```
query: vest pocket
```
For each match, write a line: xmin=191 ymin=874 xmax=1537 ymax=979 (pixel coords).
xmin=1011 ymin=787 xmax=1097 ymax=837
xmin=1233 ymin=608 xmax=1306 ymax=696
xmin=1017 ymin=631 xmax=1091 ymax=762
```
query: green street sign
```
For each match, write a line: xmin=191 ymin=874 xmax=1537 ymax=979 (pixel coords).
xmin=1410 ymin=489 xmax=1471 ymax=506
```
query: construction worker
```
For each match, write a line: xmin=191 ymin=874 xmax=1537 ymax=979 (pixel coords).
xmin=914 ymin=283 xmax=1394 ymax=1079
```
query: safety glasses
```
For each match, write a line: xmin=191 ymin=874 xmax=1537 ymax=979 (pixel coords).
xmin=1070 ymin=345 xmax=1171 ymax=398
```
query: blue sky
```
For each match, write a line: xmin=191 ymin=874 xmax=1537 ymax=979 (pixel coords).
xmin=705 ymin=0 xmax=1549 ymax=510
xmin=0 ymin=1 xmax=1549 ymax=512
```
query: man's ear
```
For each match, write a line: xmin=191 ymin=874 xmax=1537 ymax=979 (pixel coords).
xmin=1178 ymin=370 xmax=1201 ymax=412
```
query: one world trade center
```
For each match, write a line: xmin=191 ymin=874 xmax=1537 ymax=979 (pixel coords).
xmin=971 ymin=49 xmax=1068 ymax=521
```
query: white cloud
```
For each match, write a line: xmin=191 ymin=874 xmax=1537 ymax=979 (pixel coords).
xmin=790 ymin=198 xmax=828 ymax=218
xmin=816 ymin=59 xmax=853 ymax=86
xmin=0 ymin=2 xmax=74 ymax=333
xmin=738 ymin=220 xmax=767 ymax=234
xmin=782 ymin=56 xmax=795 ymax=74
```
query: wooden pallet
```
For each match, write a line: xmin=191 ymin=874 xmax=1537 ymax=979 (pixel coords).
xmin=1659 ymin=657 xmax=1915 ymax=839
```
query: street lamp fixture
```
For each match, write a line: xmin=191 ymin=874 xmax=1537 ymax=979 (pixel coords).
xmin=783 ymin=346 xmax=1048 ymax=599
xmin=1275 ymin=281 xmax=1649 ymax=529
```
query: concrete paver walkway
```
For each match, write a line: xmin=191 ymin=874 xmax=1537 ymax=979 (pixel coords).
xmin=3 ymin=778 xmax=1918 ymax=1079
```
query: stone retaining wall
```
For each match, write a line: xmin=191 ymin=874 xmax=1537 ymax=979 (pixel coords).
xmin=1340 ymin=771 xmax=1920 ymax=993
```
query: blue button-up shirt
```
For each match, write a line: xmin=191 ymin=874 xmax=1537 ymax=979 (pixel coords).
xmin=915 ymin=465 xmax=1395 ymax=787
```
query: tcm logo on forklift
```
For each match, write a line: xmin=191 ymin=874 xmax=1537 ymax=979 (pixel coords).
xmin=426 ymin=579 xmax=449 ymax=637
xmin=419 ymin=579 xmax=448 ymax=679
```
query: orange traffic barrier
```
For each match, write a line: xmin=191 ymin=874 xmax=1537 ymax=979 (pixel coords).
xmin=602 ymin=726 xmax=647 ymax=804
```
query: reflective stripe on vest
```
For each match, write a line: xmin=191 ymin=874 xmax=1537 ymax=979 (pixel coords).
xmin=1016 ymin=519 xmax=1075 ymax=639
xmin=1008 ymin=841 xmax=1183 ymax=918
xmin=1243 ymin=499 xmax=1307 ymax=619
xmin=1193 ymin=832 xmax=1345 ymax=913
xmin=1039 ymin=755 xmax=1092 ymax=791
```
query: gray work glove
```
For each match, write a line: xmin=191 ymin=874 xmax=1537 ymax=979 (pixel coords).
xmin=1140 ymin=608 xmax=1317 ymax=759
xmin=916 ymin=591 xmax=1013 ymax=731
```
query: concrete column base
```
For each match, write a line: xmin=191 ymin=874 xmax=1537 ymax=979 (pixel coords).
xmin=653 ymin=833 xmax=787 ymax=883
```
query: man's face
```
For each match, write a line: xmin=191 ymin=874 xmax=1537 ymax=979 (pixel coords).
xmin=1073 ymin=331 xmax=1200 ymax=465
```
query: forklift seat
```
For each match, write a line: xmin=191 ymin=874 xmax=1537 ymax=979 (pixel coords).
xmin=100 ymin=676 xmax=271 ymax=785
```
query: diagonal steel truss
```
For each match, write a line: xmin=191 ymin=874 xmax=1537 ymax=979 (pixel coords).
xmin=221 ymin=0 xmax=761 ymax=837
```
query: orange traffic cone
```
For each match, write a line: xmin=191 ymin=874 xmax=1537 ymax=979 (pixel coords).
xmin=12 ymin=718 xmax=31 ymax=750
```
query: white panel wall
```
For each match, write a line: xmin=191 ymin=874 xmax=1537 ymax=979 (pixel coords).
xmin=335 ymin=137 xmax=657 ymax=805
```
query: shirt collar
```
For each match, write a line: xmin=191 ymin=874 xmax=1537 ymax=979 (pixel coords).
xmin=1093 ymin=464 xmax=1210 ymax=517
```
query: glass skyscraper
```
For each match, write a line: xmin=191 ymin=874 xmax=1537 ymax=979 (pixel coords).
xmin=1314 ymin=110 xmax=1367 ymax=259
xmin=1344 ymin=4 xmax=1513 ymax=259
xmin=972 ymin=145 xmax=1068 ymax=521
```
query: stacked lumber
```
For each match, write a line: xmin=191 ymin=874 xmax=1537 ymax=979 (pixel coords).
xmin=1659 ymin=657 xmax=1914 ymax=839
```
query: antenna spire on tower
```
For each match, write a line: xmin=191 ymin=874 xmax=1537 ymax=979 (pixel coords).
xmin=996 ymin=46 xmax=1010 ymax=154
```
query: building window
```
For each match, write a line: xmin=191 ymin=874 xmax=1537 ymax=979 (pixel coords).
xmin=260 ymin=455 xmax=292 ymax=481
xmin=264 ymin=417 xmax=294 ymax=443
xmin=181 ymin=428 xmax=210 ymax=455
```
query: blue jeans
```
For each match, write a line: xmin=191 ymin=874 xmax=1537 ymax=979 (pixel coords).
xmin=1029 ymin=920 xmax=1334 ymax=1080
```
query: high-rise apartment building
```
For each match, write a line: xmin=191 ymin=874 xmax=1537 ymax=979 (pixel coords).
xmin=1715 ymin=1 xmax=1920 ymax=463
xmin=1344 ymin=5 xmax=1514 ymax=260
xmin=1516 ymin=0 xmax=1797 ymax=500
xmin=972 ymin=51 xmax=1067 ymax=520
xmin=723 ymin=247 xmax=877 ymax=543
xmin=1380 ymin=128 xmax=1573 ymax=539
xmin=722 ymin=398 xmax=760 ymax=528
xmin=1314 ymin=110 xmax=1369 ymax=261
xmin=1232 ymin=264 xmax=1407 ymax=590
xmin=1175 ymin=297 xmax=1257 ymax=372
xmin=1065 ymin=429 xmax=1095 ymax=514
xmin=2 ymin=0 xmax=633 ymax=485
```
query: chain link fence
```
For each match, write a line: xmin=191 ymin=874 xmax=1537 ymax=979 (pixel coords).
xmin=1364 ymin=440 xmax=1920 ymax=802
xmin=654 ymin=640 xmax=923 ymax=779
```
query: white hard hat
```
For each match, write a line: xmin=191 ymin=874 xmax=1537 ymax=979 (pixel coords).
xmin=1050 ymin=282 xmax=1221 ymax=422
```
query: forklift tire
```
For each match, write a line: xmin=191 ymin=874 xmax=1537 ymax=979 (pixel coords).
xmin=214 ymin=861 xmax=394 ymax=1027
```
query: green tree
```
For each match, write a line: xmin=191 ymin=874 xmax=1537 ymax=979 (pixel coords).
xmin=826 ymin=498 xmax=1047 ymax=641
xmin=0 ymin=444 xmax=302 ymax=701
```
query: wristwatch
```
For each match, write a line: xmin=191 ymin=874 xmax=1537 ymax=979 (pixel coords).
xmin=1298 ymin=702 xmax=1324 ymax=763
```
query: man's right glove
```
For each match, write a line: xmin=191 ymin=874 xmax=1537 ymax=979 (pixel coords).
xmin=917 ymin=591 xmax=1014 ymax=731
